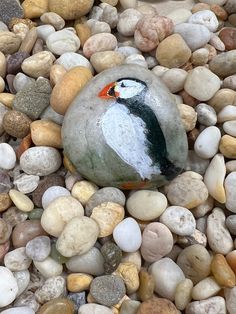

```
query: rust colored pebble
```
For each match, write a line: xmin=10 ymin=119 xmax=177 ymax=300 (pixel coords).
xmin=3 ymin=110 xmax=32 ymax=138
xmin=219 ymin=28 xmax=236 ymax=51
xmin=210 ymin=4 xmax=228 ymax=20
xmin=12 ymin=220 xmax=47 ymax=248
xmin=16 ymin=133 xmax=32 ymax=159
xmin=211 ymin=254 xmax=236 ymax=288
xmin=137 ymin=297 xmax=179 ymax=314
xmin=138 ymin=269 xmax=155 ymax=302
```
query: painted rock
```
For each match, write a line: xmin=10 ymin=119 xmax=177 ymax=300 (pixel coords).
xmin=62 ymin=65 xmax=188 ymax=189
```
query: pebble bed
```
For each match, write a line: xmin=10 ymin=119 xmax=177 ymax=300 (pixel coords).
xmin=1 ymin=0 xmax=236 ymax=313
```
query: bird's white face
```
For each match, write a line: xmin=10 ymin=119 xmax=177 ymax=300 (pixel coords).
xmin=114 ymin=79 xmax=146 ymax=99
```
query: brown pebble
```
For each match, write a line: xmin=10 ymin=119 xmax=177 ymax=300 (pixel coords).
xmin=2 ymin=206 xmax=28 ymax=227
xmin=75 ymin=22 xmax=92 ymax=47
xmin=219 ymin=28 xmax=236 ymax=51
xmin=8 ymin=18 xmax=37 ymax=30
xmin=178 ymin=90 xmax=199 ymax=108
xmin=210 ymin=4 xmax=228 ymax=21
xmin=191 ymin=3 xmax=210 ymax=13
xmin=0 ymin=193 xmax=12 ymax=212
xmin=137 ymin=297 xmax=179 ymax=314
xmin=30 ymin=120 xmax=62 ymax=148
xmin=37 ymin=297 xmax=75 ymax=314
xmin=32 ymin=38 xmax=44 ymax=54
xmin=16 ymin=133 xmax=32 ymax=159
xmin=6 ymin=74 xmax=17 ymax=94
xmin=19 ymin=27 xmax=38 ymax=54
xmin=7 ymin=51 xmax=30 ymax=75
xmin=188 ymin=128 xmax=200 ymax=149
xmin=211 ymin=253 xmax=236 ymax=288
xmin=138 ymin=269 xmax=155 ymax=302
xmin=32 ymin=174 xmax=65 ymax=207
xmin=0 ymin=218 xmax=12 ymax=244
xmin=3 ymin=110 xmax=32 ymax=138
xmin=12 ymin=220 xmax=47 ymax=248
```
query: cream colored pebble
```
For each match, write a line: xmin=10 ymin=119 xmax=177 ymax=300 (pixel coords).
xmin=9 ymin=189 xmax=34 ymax=212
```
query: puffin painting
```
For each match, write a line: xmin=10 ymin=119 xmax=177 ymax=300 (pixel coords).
xmin=98 ymin=77 xmax=181 ymax=182
xmin=62 ymin=64 xmax=188 ymax=188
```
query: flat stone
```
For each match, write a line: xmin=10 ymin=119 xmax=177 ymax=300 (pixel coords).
xmin=209 ymin=50 xmax=236 ymax=78
xmin=13 ymin=78 xmax=51 ymax=120
xmin=26 ymin=236 xmax=51 ymax=262
xmin=0 ymin=0 xmax=23 ymax=25
xmin=62 ymin=64 xmax=188 ymax=188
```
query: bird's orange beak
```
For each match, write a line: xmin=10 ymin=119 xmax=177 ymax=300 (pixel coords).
xmin=98 ymin=82 xmax=119 ymax=99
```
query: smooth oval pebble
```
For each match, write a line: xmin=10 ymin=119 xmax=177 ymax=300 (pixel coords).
xmin=55 ymin=52 xmax=93 ymax=73
xmin=56 ymin=216 xmax=99 ymax=257
xmin=126 ymin=190 xmax=167 ymax=221
xmin=13 ymin=269 xmax=30 ymax=297
xmin=175 ymin=278 xmax=193 ymax=311
xmin=4 ymin=247 xmax=32 ymax=271
xmin=41 ymin=196 xmax=84 ymax=237
xmin=194 ymin=126 xmax=221 ymax=159
xmin=42 ymin=186 xmax=70 ymax=209
xmin=9 ymin=189 xmax=34 ymax=212
xmin=192 ymin=276 xmax=221 ymax=300
xmin=37 ymin=297 xmax=74 ymax=314
xmin=78 ymin=304 xmax=113 ymax=314
xmin=160 ymin=206 xmax=196 ymax=236
xmin=0 ymin=266 xmax=18 ymax=307
xmin=149 ymin=257 xmax=185 ymax=301
xmin=0 ymin=307 xmax=35 ymax=314
xmin=186 ymin=296 xmax=226 ymax=314
xmin=225 ymin=172 xmax=236 ymax=213
xmin=46 ymin=29 xmax=80 ymax=55
xmin=37 ymin=25 xmax=55 ymax=42
xmin=113 ymin=217 xmax=142 ymax=253
xmin=211 ymin=253 xmax=236 ymax=288
xmin=40 ymin=12 xmax=65 ymax=30
xmin=66 ymin=247 xmax=104 ymax=276
xmin=141 ymin=222 xmax=173 ymax=262
xmin=83 ymin=33 xmax=117 ymax=58
xmin=20 ymin=147 xmax=62 ymax=176
xmin=223 ymin=120 xmax=236 ymax=137
xmin=71 ymin=180 xmax=98 ymax=206
xmin=34 ymin=256 xmax=63 ymax=278
xmin=195 ymin=103 xmax=217 ymax=126
xmin=25 ymin=236 xmax=51 ymax=262
xmin=0 ymin=143 xmax=16 ymax=170
xmin=30 ymin=120 xmax=62 ymax=148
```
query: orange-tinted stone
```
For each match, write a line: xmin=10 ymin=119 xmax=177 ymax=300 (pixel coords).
xmin=37 ymin=298 xmax=74 ymax=314
xmin=138 ymin=269 xmax=155 ymax=301
xmin=137 ymin=297 xmax=179 ymax=314
xmin=226 ymin=250 xmax=236 ymax=274
xmin=211 ymin=254 xmax=236 ymax=288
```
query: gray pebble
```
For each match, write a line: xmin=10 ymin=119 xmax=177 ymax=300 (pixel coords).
xmin=0 ymin=0 xmax=23 ymax=24
xmin=90 ymin=275 xmax=126 ymax=307
xmin=13 ymin=73 xmax=35 ymax=92
xmin=85 ymin=187 xmax=126 ymax=216
xmin=13 ymin=78 xmax=51 ymax=120
xmin=26 ymin=236 xmax=51 ymax=262
xmin=226 ymin=215 xmax=236 ymax=235
xmin=2 ymin=206 xmax=28 ymax=227
xmin=35 ymin=276 xmax=66 ymax=304
xmin=68 ymin=292 xmax=86 ymax=311
xmin=40 ymin=105 xmax=64 ymax=125
xmin=14 ymin=290 xmax=40 ymax=312
xmin=195 ymin=103 xmax=217 ymax=126
xmin=0 ymin=103 xmax=9 ymax=136
xmin=0 ymin=170 xmax=12 ymax=193
xmin=101 ymin=241 xmax=122 ymax=274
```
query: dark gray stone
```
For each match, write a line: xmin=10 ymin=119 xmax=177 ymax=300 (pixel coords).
xmin=90 ymin=275 xmax=126 ymax=306
xmin=0 ymin=0 xmax=23 ymax=25
xmin=13 ymin=78 xmax=52 ymax=120
xmin=7 ymin=52 xmax=30 ymax=75
xmin=101 ymin=241 xmax=122 ymax=274
xmin=226 ymin=215 xmax=236 ymax=235
xmin=67 ymin=292 xmax=86 ymax=311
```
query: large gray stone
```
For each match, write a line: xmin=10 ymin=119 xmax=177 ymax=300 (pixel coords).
xmin=62 ymin=64 xmax=188 ymax=188
xmin=0 ymin=0 xmax=23 ymax=25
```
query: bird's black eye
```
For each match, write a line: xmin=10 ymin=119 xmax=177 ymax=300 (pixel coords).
xmin=121 ymin=82 xmax=125 ymax=87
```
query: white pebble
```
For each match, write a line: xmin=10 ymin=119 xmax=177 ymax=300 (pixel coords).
xmin=117 ymin=8 xmax=143 ymax=36
xmin=37 ymin=25 xmax=55 ymax=42
xmin=186 ymin=296 xmax=226 ymax=314
xmin=4 ymin=247 xmax=32 ymax=271
xmin=46 ymin=29 xmax=80 ymax=55
xmin=125 ymin=54 xmax=147 ymax=68
xmin=0 ymin=266 xmax=18 ymax=307
xmin=55 ymin=52 xmax=94 ymax=73
xmin=195 ymin=103 xmax=217 ymax=126
xmin=0 ymin=143 xmax=16 ymax=170
xmin=161 ymin=68 xmax=187 ymax=93
xmin=194 ymin=126 xmax=221 ymax=159
xmin=225 ymin=286 xmax=236 ymax=314
xmin=192 ymin=276 xmax=221 ymax=300
xmin=223 ymin=120 xmax=236 ymax=136
xmin=13 ymin=270 xmax=30 ymax=297
xmin=218 ymin=105 xmax=236 ymax=123
xmin=34 ymin=256 xmax=63 ymax=278
xmin=225 ymin=172 xmax=236 ymax=213
xmin=188 ymin=10 xmax=219 ymax=32
xmin=0 ymin=308 xmax=35 ymax=314
xmin=113 ymin=217 xmax=142 ymax=252
xmin=42 ymin=186 xmax=70 ymax=209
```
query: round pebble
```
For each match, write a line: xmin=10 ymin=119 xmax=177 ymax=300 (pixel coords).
xmin=4 ymin=247 xmax=32 ymax=271
xmin=35 ymin=276 xmax=66 ymax=304
xmin=41 ymin=186 xmax=70 ymax=209
xmin=83 ymin=33 xmax=117 ymax=58
xmin=78 ymin=304 xmax=113 ymax=314
xmin=34 ymin=256 xmax=63 ymax=278
xmin=9 ymin=189 xmax=34 ymax=212
xmin=25 ymin=236 xmax=51 ymax=262
xmin=194 ymin=126 xmax=221 ymax=159
xmin=188 ymin=10 xmax=219 ymax=32
xmin=113 ymin=217 xmax=142 ymax=253
xmin=195 ymin=103 xmax=217 ymax=126
xmin=0 ymin=266 xmax=18 ymax=307
xmin=13 ymin=269 xmax=30 ymax=297
xmin=0 ymin=143 xmax=16 ymax=170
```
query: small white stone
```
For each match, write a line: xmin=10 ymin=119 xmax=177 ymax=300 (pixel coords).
xmin=116 ymin=46 xmax=141 ymax=58
xmin=192 ymin=276 xmax=221 ymax=300
xmin=0 ymin=307 xmax=35 ymax=314
xmin=34 ymin=256 xmax=63 ymax=278
xmin=126 ymin=190 xmax=167 ymax=221
xmin=0 ymin=266 xmax=18 ymax=307
xmin=119 ymin=0 xmax=137 ymax=9
xmin=186 ymin=296 xmax=226 ymax=314
xmin=37 ymin=25 xmax=55 ymax=42
xmin=35 ymin=276 xmax=66 ymax=304
xmin=161 ymin=68 xmax=187 ymax=93
xmin=194 ymin=126 xmax=221 ymax=159
xmin=46 ymin=29 xmax=80 ymax=55
xmin=4 ymin=247 xmax=32 ymax=271
xmin=117 ymin=8 xmax=143 ymax=36
xmin=184 ymin=66 xmax=221 ymax=101
xmin=223 ymin=120 xmax=236 ymax=136
xmin=42 ymin=186 xmax=70 ymax=209
xmin=78 ymin=304 xmax=113 ymax=314
xmin=167 ymin=9 xmax=192 ymax=25
xmin=188 ymin=10 xmax=219 ymax=32
xmin=66 ymin=247 xmax=104 ymax=276
xmin=25 ymin=236 xmax=51 ymax=262
xmin=207 ymin=207 xmax=233 ymax=254
xmin=152 ymin=65 xmax=169 ymax=77
xmin=204 ymin=154 xmax=226 ymax=203
xmin=13 ymin=174 xmax=40 ymax=194
xmin=125 ymin=54 xmax=147 ymax=68
xmin=160 ymin=206 xmax=196 ymax=236
xmin=55 ymin=52 xmax=93 ymax=73
xmin=113 ymin=217 xmax=142 ymax=253
xmin=225 ymin=172 xmax=236 ymax=213
xmin=195 ymin=103 xmax=217 ymax=126
xmin=174 ymin=23 xmax=211 ymax=51
xmin=149 ymin=257 xmax=185 ymax=301
xmin=218 ymin=105 xmax=236 ymax=123
xmin=225 ymin=286 xmax=236 ymax=314
xmin=185 ymin=150 xmax=209 ymax=175
xmin=0 ymin=143 xmax=16 ymax=170
xmin=13 ymin=270 xmax=30 ymax=297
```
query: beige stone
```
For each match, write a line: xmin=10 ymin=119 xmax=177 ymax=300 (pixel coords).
xmin=71 ymin=180 xmax=98 ymax=206
xmin=220 ymin=135 xmax=236 ymax=159
xmin=156 ymin=34 xmax=191 ymax=68
xmin=67 ymin=273 xmax=93 ymax=292
xmin=0 ymin=52 xmax=6 ymax=78
xmin=49 ymin=0 xmax=94 ymax=20
xmin=0 ymin=193 xmax=12 ymax=212
xmin=19 ymin=27 xmax=38 ymax=54
xmin=0 ymin=78 xmax=5 ymax=93
xmin=191 ymin=276 xmax=221 ymax=301
xmin=114 ymin=262 xmax=139 ymax=294
xmin=22 ymin=0 xmax=48 ymax=19
xmin=211 ymin=254 xmax=236 ymax=288
xmin=178 ymin=104 xmax=197 ymax=132
xmin=208 ymin=88 xmax=236 ymax=113
xmin=83 ymin=33 xmax=117 ymax=58
xmin=50 ymin=66 xmax=93 ymax=115
xmin=0 ymin=94 xmax=14 ymax=108
xmin=175 ymin=279 xmax=193 ymax=311
xmin=30 ymin=120 xmax=62 ymax=148
xmin=101 ymin=0 xmax=118 ymax=5
xmin=91 ymin=202 xmax=124 ymax=237
xmin=40 ymin=12 xmax=65 ymax=30
xmin=90 ymin=51 xmax=124 ymax=73
xmin=75 ymin=23 xmax=91 ymax=47
xmin=21 ymin=51 xmax=55 ymax=78
xmin=137 ymin=297 xmax=179 ymax=314
xmin=50 ymin=64 xmax=67 ymax=86
xmin=0 ymin=31 xmax=21 ymax=55
xmin=9 ymin=189 xmax=34 ymax=212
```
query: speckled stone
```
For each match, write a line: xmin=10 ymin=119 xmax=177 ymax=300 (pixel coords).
xmin=13 ymin=78 xmax=52 ymax=120
xmin=0 ymin=0 xmax=24 ymax=24
xmin=3 ymin=110 xmax=32 ymax=139
xmin=101 ymin=241 xmax=122 ymax=274
xmin=90 ymin=275 xmax=126 ymax=307
xmin=67 ymin=292 xmax=86 ymax=311
xmin=62 ymin=64 xmax=188 ymax=189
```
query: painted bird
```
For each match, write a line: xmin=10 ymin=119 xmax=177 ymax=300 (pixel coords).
xmin=98 ymin=77 xmax=181 ymax=182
